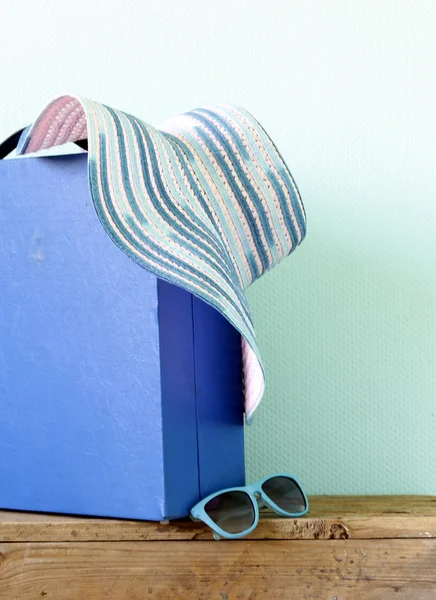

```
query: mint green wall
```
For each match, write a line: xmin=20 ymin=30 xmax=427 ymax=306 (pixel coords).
xmin=245 ymin=206 xmax=436 ymax=494
xmin=1 ymin=0 xmax=435 ymax=493
xmin=242 ymin=1 xmax=436 ymax=494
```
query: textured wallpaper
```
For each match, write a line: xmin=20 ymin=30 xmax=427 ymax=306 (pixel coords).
xmin=245 ymin=162 xmax=436 ymax=495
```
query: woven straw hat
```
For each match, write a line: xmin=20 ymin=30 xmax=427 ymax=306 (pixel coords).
xmin=19 ymin=95 xmax=306 ymax=421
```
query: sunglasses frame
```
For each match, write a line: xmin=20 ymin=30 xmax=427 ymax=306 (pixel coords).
xmin=190 ymin=472 xmax=309 ymax=540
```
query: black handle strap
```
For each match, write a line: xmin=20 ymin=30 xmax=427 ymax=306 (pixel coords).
xmin=0 ymin=128 xmax=88 ymax=159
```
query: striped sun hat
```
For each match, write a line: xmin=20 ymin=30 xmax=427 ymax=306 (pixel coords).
xmin=18 ymin=95 xmax=306 ymax=422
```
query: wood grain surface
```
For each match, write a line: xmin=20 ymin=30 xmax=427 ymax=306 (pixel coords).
xmin=1 ymin=539 xmax=435 ymax=599
xmin=1 ymin=495 xmax=435 ymax=542
xmin=1 ymin=496 xmax=436 ymax=600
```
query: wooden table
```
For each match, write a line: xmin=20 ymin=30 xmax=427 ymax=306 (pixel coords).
xmin=1 ymin=496 xmax=436 ymax=599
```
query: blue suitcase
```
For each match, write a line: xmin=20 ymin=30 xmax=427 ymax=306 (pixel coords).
xmin=0 ymin=152 xmax=245 ymax=520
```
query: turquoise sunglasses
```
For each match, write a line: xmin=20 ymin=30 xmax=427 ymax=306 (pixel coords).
xmin=190 ymin=473 xmax=309 ymax=540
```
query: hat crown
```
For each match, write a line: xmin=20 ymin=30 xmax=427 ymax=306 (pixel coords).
xmin=160 ymin=105 xmax=306 ymax=290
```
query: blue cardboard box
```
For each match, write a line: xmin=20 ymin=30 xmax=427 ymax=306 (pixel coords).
xmin=0 ymin=153 xmax=245 ymax=520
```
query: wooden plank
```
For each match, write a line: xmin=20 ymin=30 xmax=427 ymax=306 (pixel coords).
xmin=1 ymin=539 xmax=435 ymax=599
xmin=1 ymin=496 xmax=435 ymax=542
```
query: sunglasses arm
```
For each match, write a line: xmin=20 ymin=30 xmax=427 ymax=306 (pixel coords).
xmin=189 ymin=513 xmax=202 ymax=523
xmin=190 ymin=513 xmax=222 ymax=539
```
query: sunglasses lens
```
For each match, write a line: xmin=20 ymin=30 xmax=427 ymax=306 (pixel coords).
xmin=204 ymin=491 xmax=255 ymax=534
xmin=261 ymin=476 xmax=306 ymax=514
